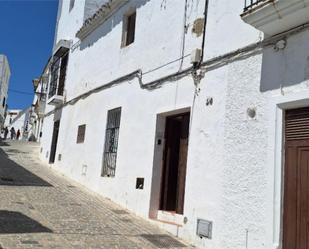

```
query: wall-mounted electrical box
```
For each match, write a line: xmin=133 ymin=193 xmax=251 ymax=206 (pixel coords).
xmin=136 ymin=178 xmax=144 ymax=190
xmin=82 ymin=165 xmax=87 ymax=176
xmin=197 ymin=219 xmax=212 ymax=239
xmin=191 ymin=49 xmax=202 ymax=64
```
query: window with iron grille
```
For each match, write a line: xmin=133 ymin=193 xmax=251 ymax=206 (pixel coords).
xmin=102 ymin=108 xmax=121 ymax=177
xmin=48 ymin=53 xmax=68 ymax=99
xmin=77 ymin=124 xmax=86 ymax=144
xmin=49 ymin=56 xmax=60 ymax=98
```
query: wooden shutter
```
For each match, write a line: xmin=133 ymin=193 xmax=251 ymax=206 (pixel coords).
xmin=77 ymin=125 xmax=86 ymax=144
xmin=126 ymin=12 xmax=136 ymax=46
xmin=285 ymin=107 xmax=309 ymax=141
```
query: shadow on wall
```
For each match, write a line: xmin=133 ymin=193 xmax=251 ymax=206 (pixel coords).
xmin=0 ymin=147 xmax=53 ymax=187
xmin=0 ymin=210 xmax=52 ymax=234
xmin=260 ymin=30 xmax=309 ymax=92
xmin=80 ymin=0 xmax=151 ymax=50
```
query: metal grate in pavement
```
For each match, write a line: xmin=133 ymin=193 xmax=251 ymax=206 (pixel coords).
xmin=111 ymin=209 xmax=129 ymax=215
xmin=0 ymin=177 xmax=14 ymax=182
xmin=120 ymin=218 xmax=132 ymax=223
xmin=20 ymin=240 xmax=39 ymax=245
xmin=69 ymin=203 xmax=82 ymax=206
xmin=140 ymin=234 xmax=186 ymax=248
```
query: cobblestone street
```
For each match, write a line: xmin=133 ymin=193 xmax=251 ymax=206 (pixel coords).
xmin=0 ymin=141 xmax=194 ymax=249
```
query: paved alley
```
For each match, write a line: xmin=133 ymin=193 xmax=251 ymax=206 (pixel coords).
xmin=0 ymin=141 xmax=194 ymax=249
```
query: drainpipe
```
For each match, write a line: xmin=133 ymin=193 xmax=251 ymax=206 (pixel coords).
xmin=199 ymin=0 xmax=209 ymax=67
xmin=189 ymin=0 xmax=209 ymax=134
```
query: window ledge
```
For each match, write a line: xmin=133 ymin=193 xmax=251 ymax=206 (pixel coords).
xmin=47 ymin=95 xmax=64 ymax=106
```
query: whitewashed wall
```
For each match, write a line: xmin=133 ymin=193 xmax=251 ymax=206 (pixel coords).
xmin=39 ymin=0 xmax=309 ymax=248
xmin=0 ymin=55 xmax=11 ymax=127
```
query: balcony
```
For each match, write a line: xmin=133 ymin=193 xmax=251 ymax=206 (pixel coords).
xmin=47 ymin=89 xmax=64 ymax=106
xmin=241 ymin=0 xmax=309 ymax=37
xmin=47 ymin=40 xmax=69 ymax=106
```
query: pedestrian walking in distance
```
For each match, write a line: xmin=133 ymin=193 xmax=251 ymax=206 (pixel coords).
xmin=10 ymin=127 xmax=15 ymax=140
xmin=16 ymin=129 xmax=21 ymax=140
xmin=4 ymin=127 xmax=8 ymax=140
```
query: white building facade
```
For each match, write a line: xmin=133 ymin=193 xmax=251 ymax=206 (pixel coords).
xmin=7 ymin=107 xmax=32 ymax=140
xmin=39 ymin=0 xmax=309 ymax=248
xmin=0 ymin=55 xmax=11 ymax=129
xmin=4 ymin=109 xmax=21 ymax=128
xmin=31 ymin=63 xmax=50 ymax=142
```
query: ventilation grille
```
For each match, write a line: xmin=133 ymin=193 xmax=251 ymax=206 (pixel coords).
xmin=286 ymin=107 xmax=309 ymax=141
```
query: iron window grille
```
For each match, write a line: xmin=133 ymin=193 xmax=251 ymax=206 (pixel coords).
xmin=244 ymin=0 xmax=268 ymax=11
xmin=77 ymin=124 xmax=86 ymax=144
xmin=48 ymin=53 xmax=68 ymax=99
xmin=102 ymin=108 xmax=122 ymax=177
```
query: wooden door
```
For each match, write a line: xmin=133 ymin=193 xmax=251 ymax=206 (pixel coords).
xmin=49 ymin=120 xmax=60 ymax=164
xmin=283 ymin=107 xmax=309 ymax=249
xmin=160 ymin=112 xmax=190 ymax=214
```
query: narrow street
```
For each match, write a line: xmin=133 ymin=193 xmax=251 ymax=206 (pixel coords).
xmin=0 ymin=141 xmax=193 ymax=249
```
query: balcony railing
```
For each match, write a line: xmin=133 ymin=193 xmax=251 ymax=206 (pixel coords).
xmin=244 ymin=0 xmax=269 ymax=11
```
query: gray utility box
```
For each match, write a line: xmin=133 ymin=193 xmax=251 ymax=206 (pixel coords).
xmin=196 ymin=219 xmax=212 ymax=239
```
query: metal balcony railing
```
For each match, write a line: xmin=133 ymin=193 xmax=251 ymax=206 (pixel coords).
xmin=244 ymin=0 xmax=269 ymax=11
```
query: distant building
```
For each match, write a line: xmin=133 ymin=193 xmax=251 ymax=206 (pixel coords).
xmin=30 ymin=64 xmax=49 ymax=142
xmin=4 ymin=109 xmax=21 ymax=127
xmin=6 ymin=107 xmax=32 ymax=140
xmin=0 ymin=55 xmax=11 ymax=128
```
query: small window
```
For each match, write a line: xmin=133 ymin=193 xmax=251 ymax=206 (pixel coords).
xmin=122 ymin=11 xmax=136 ymax=47
xmin=77 ymin=124 xmax=86 ymax=144
xmin=2 ymin=97 xmax=5 ymax=108
xmin=102 ymin=108 xmax=122 ymax=177
xmin=69 ymin=0 xmax=75 ymax=12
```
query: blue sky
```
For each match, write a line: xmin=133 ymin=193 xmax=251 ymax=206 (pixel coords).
xmin=0 ymin=0 xmax=58 ymax=110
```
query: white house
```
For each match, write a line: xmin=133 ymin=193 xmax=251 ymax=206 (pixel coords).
xmin=0 ymin=55 xmax=11 ymax=129
xmin=7 ymin=107 xmax=32 ymax=140
xmin=4 ymin=109 xmax=21 ymax=128
xmin=31 ymin=61 xmax=50 ymax=142
xmin=39 ymin=0 xmax=309 ymax=248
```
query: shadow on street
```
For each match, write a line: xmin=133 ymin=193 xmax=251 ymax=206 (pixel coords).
xmin=0 ymin=142 xmax=52 ymax=187
xmin=0 ymin=210 xmax=52 ymax=234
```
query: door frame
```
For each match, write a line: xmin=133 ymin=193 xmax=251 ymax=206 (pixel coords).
xmin=271 ymin=93 xmax=309 ymax=249
xmin=159 ymin=112 xmax=190 ymax=214
xmin=149 ymin=107 xmax=191 ymax=219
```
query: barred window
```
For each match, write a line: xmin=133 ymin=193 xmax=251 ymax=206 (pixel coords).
xmin=102 ymin=108 xmax=121 ymax=177
xmin=77 ymin=125 xmax=86 ymax=144
xmin=48 ymin=52 xmax=68 ymax=99
xmin=49 ymin=56 xmax=61 ymax=98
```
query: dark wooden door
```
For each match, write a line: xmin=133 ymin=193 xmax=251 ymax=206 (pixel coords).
xmin=160 ymin=112 xmax=190 ymax=214
xmin=49 ymin=120 xmax=60 ymax=164
xmin=283 ymin=107 xmax=309 ymax=249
